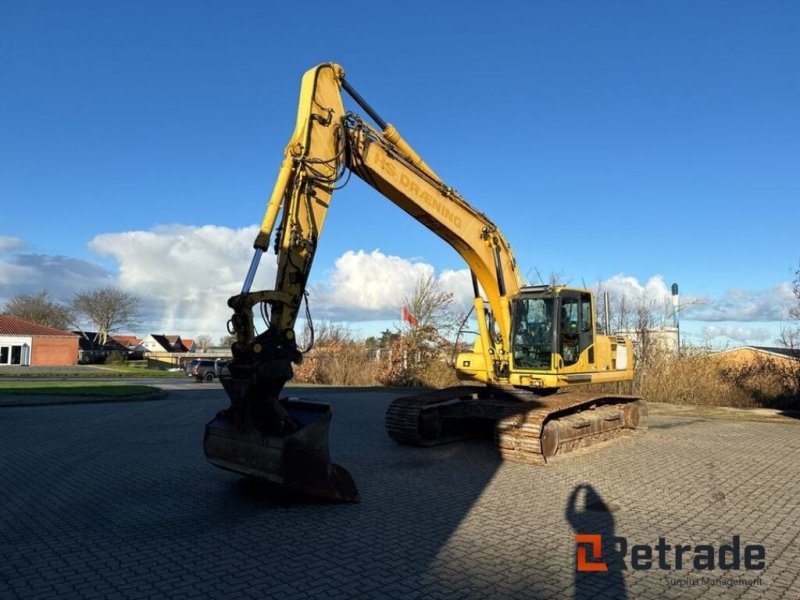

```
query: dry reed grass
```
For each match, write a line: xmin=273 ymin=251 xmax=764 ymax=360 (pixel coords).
xmin=293 ymin=333 xmax=799 ymax=410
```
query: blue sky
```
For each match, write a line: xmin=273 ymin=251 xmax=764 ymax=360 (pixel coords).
xmin=1 ymin=1 xmax=798 ymax=345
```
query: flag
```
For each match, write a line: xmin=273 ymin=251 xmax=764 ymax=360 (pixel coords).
xmin=401 ymin=306 xmax=418 ymax=327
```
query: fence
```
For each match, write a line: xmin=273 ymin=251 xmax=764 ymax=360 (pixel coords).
xmin=145 ymin=351 xmax=232 ymax=370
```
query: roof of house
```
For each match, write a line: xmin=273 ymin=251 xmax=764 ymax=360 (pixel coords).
xmin=750 ymin=346 xmax=800 ymax=359
xmin=145 ymin=334 xmax=175 ymax=352
xmin=112 ymin=335 xmax=142 ymax=347
xmin=73 ymin=331 xmax=102 ymax=351
xmin=166 ymin=335 xmax=188 ymax=352
xmin=0 ymin=315 xmax=77 ymax=337
xmin=142 ymin=333 xmax=194 ymax=352
xmin=182 ymin=338 xmax=195 ymax=350
xmin=714 ymin=345 xmax=800 ymax=360
xmin=72 ymin=331 xmax=129 ymax=351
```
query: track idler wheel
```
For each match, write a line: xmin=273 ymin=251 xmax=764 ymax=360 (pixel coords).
xmin=418 ymin=408 xmax=443 ymax=442
xmin=622 ymin=401 xmax=642 ymax=428
xmin=540 ymin=421 xmax=560 ymax=458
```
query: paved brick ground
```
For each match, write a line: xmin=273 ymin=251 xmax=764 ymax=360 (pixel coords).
xmin=1 ymin=388 xmax=798 ymax=599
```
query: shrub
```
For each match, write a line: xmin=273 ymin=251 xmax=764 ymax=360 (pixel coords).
xmin=105 ymin=351 xmax=127 ymax=364
xmin=633 ymin=348 xmax=755 ymax=407
xmin=374 ymin=335 xmax=460 ymax=388
xmin=717 ymin=353 xmax=799 ymax=410
xmin=612 ymin=345 xmax=800 ymax=409
xmin=289 ymin=322 xmax=800 ymax=410
xmin=293 ymin=322 xmax=378 ymax=386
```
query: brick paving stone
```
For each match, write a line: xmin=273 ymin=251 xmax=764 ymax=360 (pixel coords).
xmin=0 ymin=387 xmax=798 ymax=599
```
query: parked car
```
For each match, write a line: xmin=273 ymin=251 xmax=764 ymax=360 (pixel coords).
xmin=187 ymin=358 xmax=229 ymax=382
xmin=184 ymin=359 xmax=202 ymax=376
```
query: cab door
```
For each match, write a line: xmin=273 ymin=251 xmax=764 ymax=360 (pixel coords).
xmin=557 ymin=292 xmax=595 ymax=373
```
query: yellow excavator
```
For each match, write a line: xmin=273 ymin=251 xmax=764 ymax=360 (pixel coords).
xmin=204 ymin=63 xmax=647 ymax=502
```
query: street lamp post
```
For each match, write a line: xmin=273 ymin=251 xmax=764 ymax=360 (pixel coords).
xmin=671 ymin=283 xmax=680 ymax=355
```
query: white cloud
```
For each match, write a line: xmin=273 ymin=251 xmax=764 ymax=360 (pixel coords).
xmin=684 ymin=283 xmax=796 ymax=322
xmin=0 ymin=253 xmax=113 ymax=305
xmin=594 ymin=273 xmax=679 ymax=325
xmin=0 ymin=236 xmax=26 ymax=253
xmin=1 ymin=228 xmax=473 ymax=337
xmin=0 ymin=238 xmax=113 ymax=328
xmin=438 ymin=268 xmax=474 ymax=313
xmin=89 ymin=225 xmax=277 ymax=339
xmin=700 ymin=325 xmax=773 ymax=345
xmin=6 ymin=226 xmax=795 ymax=343
xmin=309 ymin=249 xmax=473 ymax=320
xmin=594 ymin=275 xmax=796 ymax=324
xmin=596 ymin=274 xmax=674 ymax=307
xmin=323 ymin=249 xmax=433 ymax=312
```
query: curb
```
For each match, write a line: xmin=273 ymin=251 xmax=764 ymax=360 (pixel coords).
xmin=0 ymin=390 xmax=169 ymax=408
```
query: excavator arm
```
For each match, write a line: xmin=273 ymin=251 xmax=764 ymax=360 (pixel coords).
xmin=204 ymin=63 xmax=645 ymax=501
xmin=234 ymin=63 xmax=522 ymax=380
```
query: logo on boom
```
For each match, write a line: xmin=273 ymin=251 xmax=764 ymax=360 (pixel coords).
xmin=374 ymin=154 xmax=463 ymax=229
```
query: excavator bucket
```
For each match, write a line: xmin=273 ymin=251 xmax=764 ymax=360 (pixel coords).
xmin=204 ymin=373 xmax=359 ymax=502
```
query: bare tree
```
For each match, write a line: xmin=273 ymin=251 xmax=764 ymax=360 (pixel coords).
xmin=218 ymin=333 xmax=237 ymax=347
xmin=2 ymin=291 xmax=73 ymax=330
xmin=402 ymin=273 xmax=459 ymax=342
xmin=376 ymin=274 xmax=462 ymax=387
xmin=298 ymin=320 xmax=355 ymax=351
xmin=601 ymin=289 xmax=680 ymax=365
xmin=72 ymin=287 xmax=141 ymax=345
xmin=633 ymin=299 xmax=664 ymax=365
xmin=793 ymin=262 xmax=800 ymax=318
xmin=293 ymin=321 xmax=378 ymax=386
xmin=779 ymin=261 xmax=800 ymax=351
xmin=195 ymin=334 xmax=213 ymax=352
xmin=611 ymin=294 xmax=632 ymax=333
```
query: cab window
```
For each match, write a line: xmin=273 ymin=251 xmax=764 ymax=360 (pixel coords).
xmin=510 ymin=297 xmax=554 ymax=369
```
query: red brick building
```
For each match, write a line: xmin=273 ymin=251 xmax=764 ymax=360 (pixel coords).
xmin=0 ymin=315 xmax=79 ymax=366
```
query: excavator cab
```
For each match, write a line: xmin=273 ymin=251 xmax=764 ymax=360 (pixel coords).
xmin=510 ymin=287 xmax=596 ymax=373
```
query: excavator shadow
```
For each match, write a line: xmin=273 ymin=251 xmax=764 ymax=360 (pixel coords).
xmin=205 ymin=383 xmax=646 ymax=510
xmin=230 ymin=476 xmax=338 ymax=508
xmin=0 ymin=387 xmax=640 ymax=600
xmin=195 ymin=385 xmax=638 ymax=597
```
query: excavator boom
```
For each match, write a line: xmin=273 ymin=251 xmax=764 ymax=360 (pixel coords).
xmin=204 ymin=63 xmax=645 ymax=501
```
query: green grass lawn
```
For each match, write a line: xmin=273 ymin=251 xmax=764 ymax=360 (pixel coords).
xmin=0 ymin=365 xmax=185 ymax=378
xmin=82 ymin=365 xmax=185 ymax=377
xmin=0 ymin=381 xmax=163 ymax=397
